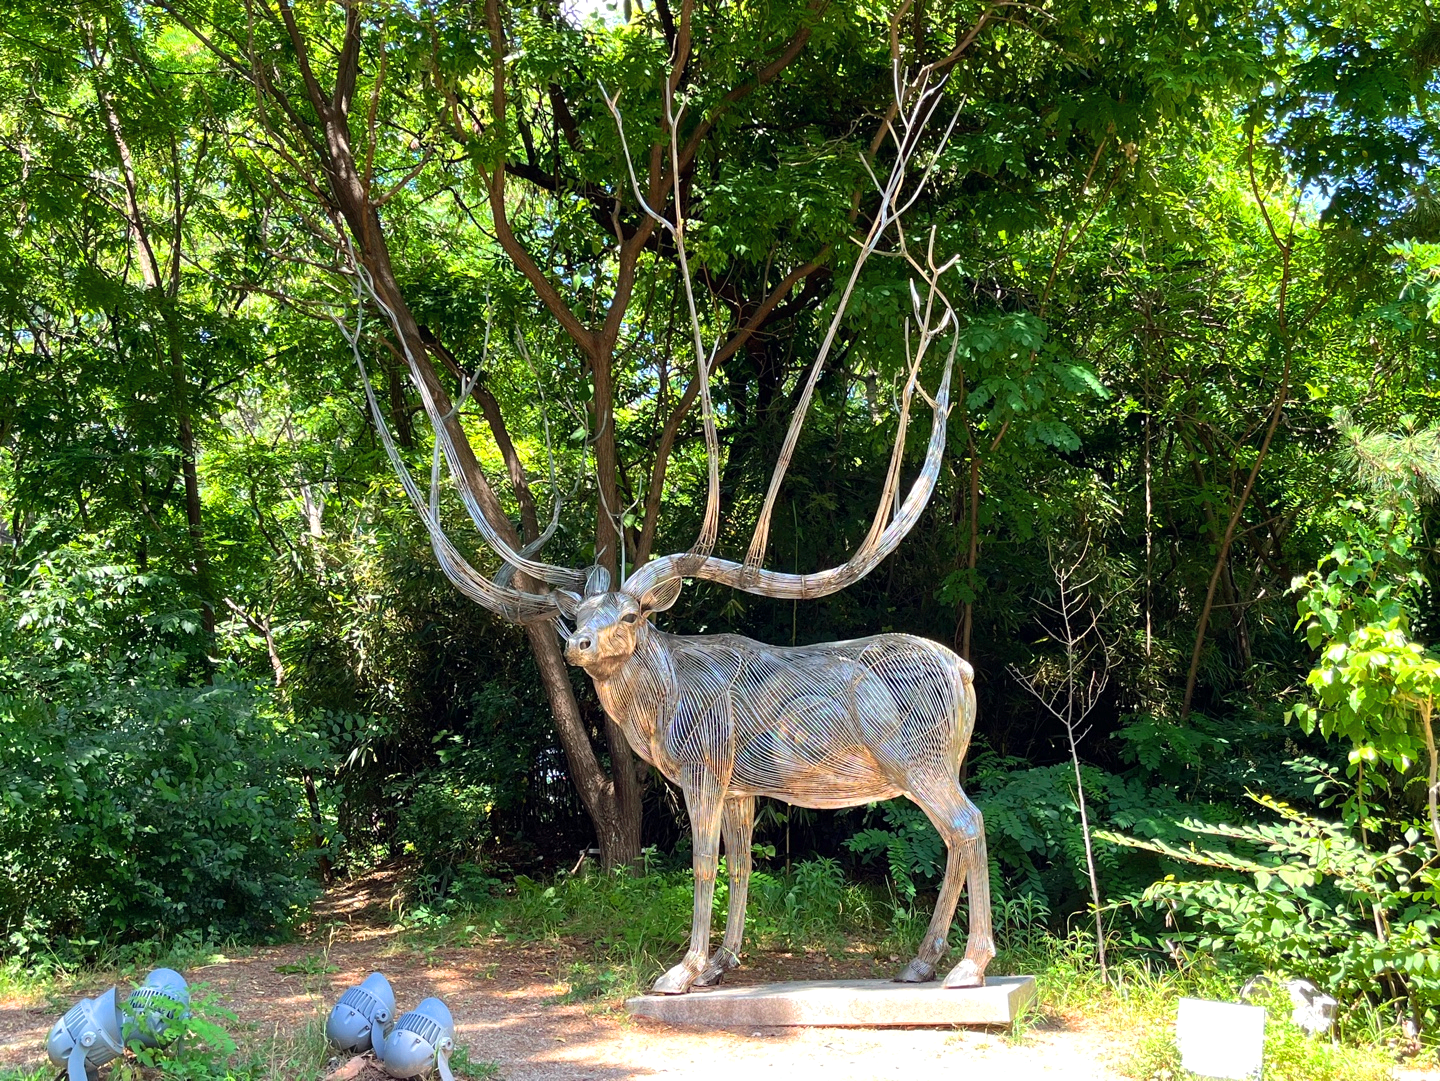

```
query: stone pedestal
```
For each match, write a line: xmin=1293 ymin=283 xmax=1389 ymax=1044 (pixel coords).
xmin=625 ymin=976 xmax=1036 ymax=1028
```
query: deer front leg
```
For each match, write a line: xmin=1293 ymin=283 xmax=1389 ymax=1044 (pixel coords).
xmin=695 ymin=796 xmax=754 ymax=987
xmin=652 ymin=770 xmax=725 ymax=994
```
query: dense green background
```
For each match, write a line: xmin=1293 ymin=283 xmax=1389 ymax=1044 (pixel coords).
xmin=2 ymin=0 xmax=1438 ymax=1024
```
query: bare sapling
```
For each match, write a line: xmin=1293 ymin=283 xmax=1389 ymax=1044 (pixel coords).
xmin=1010 ymin=538 xmax=1114 ymax=979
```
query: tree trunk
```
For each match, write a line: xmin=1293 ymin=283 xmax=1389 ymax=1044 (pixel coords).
xmin=525 ymin=623 xmax=641 ymax=869
xmin=164 ymin=312 xmax=215 ymax=645
xmin=267 ymin=1 xmax=648 ymax=866
xmin=1180 ymin=361 xmax=1291 ymax=719
xmin=353 ymin=223 xmax=643 ymax=868
xmin=589 ymin=333 xmax=645 ymax=868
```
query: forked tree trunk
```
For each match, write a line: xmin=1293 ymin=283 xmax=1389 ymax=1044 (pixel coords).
xmin=361 ymin=236 xmax=645 ymax=870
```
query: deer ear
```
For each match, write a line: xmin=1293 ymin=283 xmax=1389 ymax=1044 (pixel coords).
xmin=584 ymin=565 xmax=611 ymax=597
xmin=553 ymin=589 xmax=582 ymax=618
xmin=638 ymin=576 xmax=683 ymax=614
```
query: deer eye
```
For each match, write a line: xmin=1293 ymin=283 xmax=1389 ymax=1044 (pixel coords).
xmin=621 ymin=612 xmax=639 ymax=624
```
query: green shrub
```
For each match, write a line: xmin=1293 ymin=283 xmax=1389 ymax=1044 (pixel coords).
xmin=0 ymin=678 xmax=322 ymax=956
xmin=395 ymin=774 xmax=498 ymax=894
xmin=1105 ymin=793 xmax=1440 ymax=1030
xmin=845 ymin=760 xmax=1193 ymax=939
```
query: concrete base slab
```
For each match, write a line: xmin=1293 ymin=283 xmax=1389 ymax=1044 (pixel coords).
xmin=625 ymin=975 xmax=1036 ymax=1028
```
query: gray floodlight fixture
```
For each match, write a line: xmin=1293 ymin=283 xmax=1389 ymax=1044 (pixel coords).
xmin=378 ymin=997 xmax=455 ymax=1081
xmin=326 ymin=971 xmax=396 ymax=1054
xmin=124 ymin=968 xmax=191 ymax=1049
xmin=46 ymin=987 xmax=125 ymax=1081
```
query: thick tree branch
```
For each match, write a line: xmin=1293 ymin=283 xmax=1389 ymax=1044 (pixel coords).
xmin=672 ymin=1 xmax=824 ymax=178
xmin=482 ymin=0 xmax=597 ymax=353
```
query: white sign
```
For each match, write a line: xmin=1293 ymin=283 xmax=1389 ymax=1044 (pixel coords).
xmin=1175 ymin=997 xmax=1266 ymax=1080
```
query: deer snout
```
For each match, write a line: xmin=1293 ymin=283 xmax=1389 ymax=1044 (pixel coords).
xmin=564 ymin=631 xmax=595 ymax=664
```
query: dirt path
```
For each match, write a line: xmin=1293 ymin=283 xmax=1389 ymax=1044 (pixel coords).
xmin=1 ymin=917 xmax=1128 ymax=1081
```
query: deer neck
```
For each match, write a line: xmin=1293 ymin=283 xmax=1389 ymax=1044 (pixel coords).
xmin=587 ymin=625 xmax=673 ymax=767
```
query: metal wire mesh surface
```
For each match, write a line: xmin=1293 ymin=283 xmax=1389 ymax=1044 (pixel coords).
xmin=609 ymin=630 xmax=973 ymax=807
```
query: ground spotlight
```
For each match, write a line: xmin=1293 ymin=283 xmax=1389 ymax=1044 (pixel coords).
xmin=326 ymin=972 xmax=395 ymax=1054
xmin=125 ymin=968 xmax=191 ymax=1049
xmin=378 ymin=997 xmax=454 ymax=1081
xmin=46 ymin=987 xmax=125 ymax=1081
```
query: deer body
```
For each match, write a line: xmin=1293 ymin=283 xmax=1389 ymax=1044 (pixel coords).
xmin=567 ymin=592 xmax=993 ymax=993
xmin=591 ymin=626 xmax=969 ymax=806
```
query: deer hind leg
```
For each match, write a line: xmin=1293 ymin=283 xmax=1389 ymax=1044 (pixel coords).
xmin=652 ymin=770 xmax=725 ymax=995
xmin=894 ymin=776 xmax=994 ymax=988
xmin=695 ymin=795 xmax=755 ymax=987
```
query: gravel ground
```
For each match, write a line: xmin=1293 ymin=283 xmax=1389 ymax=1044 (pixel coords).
xmin=0 ymin=928 xmax=1126 ymax=1080
xmin=3 ymin=872 xmax=1428 ymax=1081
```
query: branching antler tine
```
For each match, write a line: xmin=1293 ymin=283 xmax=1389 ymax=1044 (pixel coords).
xmin=601 ymin=79 xmax=720 ymax=561
xmin=349 ymin=259 xmax=584 ymax=590
xmin=896 ymin=98 xmax=962 ymax=219
xmin=860 ymin=343 xmax=923 ymax=553
xmin=599 ymin=82 xmax=669 ymax=228
xmin=345 ymin=306 xmax=559 ymax=623
xmin=857 ymin=151 xmax=883 ymax=199
xmin=741 ymin=73 xmax=937 ymax=574
xmin=659 ymin=78 xmax=722 ymax=560
xmin=494 ymin=523 xmax=569 ymax=590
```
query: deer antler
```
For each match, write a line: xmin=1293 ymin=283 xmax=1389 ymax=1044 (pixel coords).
xmin=617 ymin=63 xmax=963 ymax=609
xmin=344 ymin=262 xmax=595 ymax=629
xmin=622 ymin=290 xmax=956 ymax=607
xmin=350 ymin=261 xmax=587 ymax=595
xmin=601 ymin=71 xmax=721 ymax=564
xmin=494 ymin=326 xmax=590 ymax=592
xmin=743 ymin=67 xmax=959 ymax=575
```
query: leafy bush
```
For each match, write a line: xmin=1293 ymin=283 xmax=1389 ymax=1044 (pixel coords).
xmin=395 ymin=774 xmax=497 ymax=894
xmin=746 ymin=856 xmax=876 ymax=946
xmin=845 ymin=759 xmax=1199 ymax=938
xmin=0 ymin=545 xmax=328 ymax=958
xmin=1290 ymin=500 xmax=1440 ymax=824
xmin=0 ymin=678 xmax=322 ymax=954
xmin=1105 ymin=794 xmax=1440 ymax=1029
xmin=431 ymin=856 xmax=882 ymax=957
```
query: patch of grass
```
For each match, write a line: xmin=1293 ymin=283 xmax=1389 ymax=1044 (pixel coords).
xmin=0 ymin=932 xmax=243 ymax=1006
xmin=448 ymin=1044 xmax=502 ymax=1078
xmin=402 ymin=859 xmax=891 ymax=963
xmin=2 ymin=988 xmax=330 ymax=1081
xmin=226 ymin=1009 xmax=331 ymax=1081
xmin=272 ymin=952 xmax=338 ymax=976
xmin=0 ymin=1067 xmax=51 ymax=1081
xmin=550 ymin=956 xmax=653 ymax=1006
xmin=1002 ymin=935 xmax=1404 ymax=1081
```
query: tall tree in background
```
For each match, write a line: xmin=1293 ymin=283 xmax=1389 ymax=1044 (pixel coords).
xmin=149 ymin=0 xmax=1026 ymax=866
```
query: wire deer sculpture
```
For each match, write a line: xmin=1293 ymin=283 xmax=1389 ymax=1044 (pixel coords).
xmin=346 ymin=66 xmax=992 ymax=994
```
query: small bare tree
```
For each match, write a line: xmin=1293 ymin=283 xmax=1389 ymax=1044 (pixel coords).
xmin=1009 ymin=538 xmax=1114 ymax=979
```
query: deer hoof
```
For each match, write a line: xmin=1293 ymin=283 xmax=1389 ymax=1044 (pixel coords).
xmin=694 ymin=950 xmax=740 ymax=987
xmin=651 ymin=962 xmax=700 ymax=995
xmin=943 ymin=959 xmax=986 ymax=989
xmin=895 ymin=959 xmax=937 ymax=983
